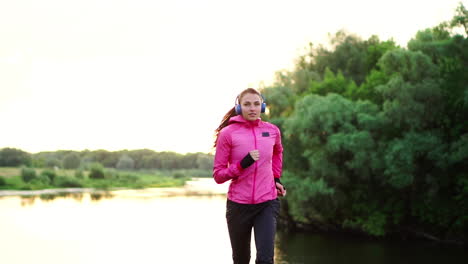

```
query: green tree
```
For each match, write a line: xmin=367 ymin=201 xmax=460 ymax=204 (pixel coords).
xmin=125 ymin=149 xmax=155 ymax=169
xmin=159 ymin=151 xmax=182 ymax=169
xmin=180 ymin=153 xmax=199 ymax=169
xmin=283 ymin=93 xmax=389 ymax=235
xmin=297 ymin=32 xmax=397 ymax=86
xmin=141 ymin=153 xmax=162 ymax=169
xmin=308 ymin=68 xmax=358 ymax=98
xmin=262 ymin=84 xmax=296 ymax=121
xmin=62 ymin=153 xmax=81 ymax=169
xmin=196 ymin=153 xmax=214 ymax=170
xmin=0 ymin=148 xmax=31 ymax=167
xmin=88 ymin=150 xmax=118 ymax=168
xmin=352 ymin=69 xmax=389 ymax=104
xmin=407 ymin=20 xmax=468 ymax=139
xmin=116 ymin=155 xmax=135 ymax=170
xmin=45 ymin=157 xmax=61 ymax=168
xmin=263 ymin=7 xmax=468 ymax=241
xmin=378 ymin=48 xmax=438 ymax=83
xmin=450 ymin=2 xmax=467 ymax=35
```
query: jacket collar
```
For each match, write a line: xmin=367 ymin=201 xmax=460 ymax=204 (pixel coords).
xmin=228 ymin=115 xmax=261 ymax=127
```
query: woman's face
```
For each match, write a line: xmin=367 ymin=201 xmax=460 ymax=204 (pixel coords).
xmin=240 ymin=93 xmax=262 ymax=121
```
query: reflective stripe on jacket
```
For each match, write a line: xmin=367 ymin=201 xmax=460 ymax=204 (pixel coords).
xmin=213 ymin=115 xmax=283 ymax=204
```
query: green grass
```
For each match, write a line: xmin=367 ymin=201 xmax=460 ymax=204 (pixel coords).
xmin=0 ymin=167 xmax=23 ymax=178
xmin=0 ymin=167 xmax=207 ymax=191
xmin=0 ymin=167 xmax=76 ymax=178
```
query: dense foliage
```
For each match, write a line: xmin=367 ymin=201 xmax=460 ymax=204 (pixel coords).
xmin=0 ymin=148 xmax=31 ymax=167
xmin=0 ymin=148 xmax=213 ymax=171
xmin=0 ymin=166 xmax=191 ymax=191
xmin=264 ymin=4 xmax=468 ymax=243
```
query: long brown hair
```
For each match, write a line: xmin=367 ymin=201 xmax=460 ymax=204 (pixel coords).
xmin=213 ymin=88 xmax=262 ymax=148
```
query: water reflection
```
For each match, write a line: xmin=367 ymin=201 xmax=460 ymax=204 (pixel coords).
xmin=1 ymin=178 xmax=228 ymax=206
xmin=0 ymin=178 xmax=235 ymax=264
xmin=1 ymin=179 xmax=466 ymax=264
xmin=89 ymin=192 xmax=114 ymax=201
xmin=20 ymin=195 xmax=35 ymax=207
xmin=275 ymin=231 xmax=467 ymax=264
xmin=15 ymin=191 xmax=115 ymax=206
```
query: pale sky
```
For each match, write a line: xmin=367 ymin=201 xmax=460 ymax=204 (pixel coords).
xmin=0 ymin=0 xmax=464 ymax=154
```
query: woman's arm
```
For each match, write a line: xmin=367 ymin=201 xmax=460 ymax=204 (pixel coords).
xmin=213 ymin=130 xmax=243 ymax=184
xmin=272 ymin=127 xmax=283 ymax=179
xmin=272 ymin=127 xmax=286 ymax=196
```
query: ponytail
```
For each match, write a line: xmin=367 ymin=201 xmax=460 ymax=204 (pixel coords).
xmin=213 ymin=107 xmax=236 ymax=148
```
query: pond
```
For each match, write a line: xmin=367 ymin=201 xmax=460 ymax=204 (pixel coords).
xmin=0 ymin=178 xmax=466 ymax=264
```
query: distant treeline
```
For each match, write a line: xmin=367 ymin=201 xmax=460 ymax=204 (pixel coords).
xmin=264 ymin=3 xmax=467 ymax=244
xmin=0 ymin=148 xmax=214 ymax=170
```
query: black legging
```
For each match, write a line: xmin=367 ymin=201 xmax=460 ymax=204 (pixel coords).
xmin=226 ymin=199 xmax=280 ymax=264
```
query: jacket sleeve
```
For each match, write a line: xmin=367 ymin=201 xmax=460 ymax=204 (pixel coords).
xmin=272 ymin=126 xmax=283 ymax=179
xmin=213 ymin=129 xmax=243 ymax=184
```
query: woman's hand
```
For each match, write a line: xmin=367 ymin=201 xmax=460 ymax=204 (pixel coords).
xmin=276 ymin=182 xmax=286 ymax=197
xmin=249 ymin=150 xmax=260 ymax=161
xmin=240 ymin=150 xmax=260 ymax=169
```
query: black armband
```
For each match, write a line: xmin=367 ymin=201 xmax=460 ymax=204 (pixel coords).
xmin=240 ymin=153 xmax=255 ymax=169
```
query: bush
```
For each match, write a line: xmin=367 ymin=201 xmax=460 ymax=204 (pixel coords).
xmin=0 ymin=176 xmax=6 ymax=186
xmin=21 ymin=167 xmax=37 ymax=182
xmin=40 ymin=169 xmax=56 ymax=183
xmin=179 ymin=169 xmax=211 ymax=178
xmin=117 ymin=173 xmax=139 ymax=183
xmin=89 ymin=163 xmax=105 ymax=179
xmin=54 ymin=176 xmax=83 ymax=188
xmin=75 ymin=169 xmax=85 ymax=179
xmin=29 ymin=176 xmax=51 ymax=187
xmin=172 ymin=172 xmax=185 ymax=179
xmin=104 ymin=168 xmax=118 ymax=179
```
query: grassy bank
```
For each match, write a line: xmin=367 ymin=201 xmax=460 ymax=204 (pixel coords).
xmin=0 ymin=167 xmax=212 ymax=191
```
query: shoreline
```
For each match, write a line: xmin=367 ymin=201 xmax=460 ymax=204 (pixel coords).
xmin=0 ymin=177 xmax=228 ymax=198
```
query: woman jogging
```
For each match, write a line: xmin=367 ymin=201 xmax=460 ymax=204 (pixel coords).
xmin=213 ymin=88 xmax=286 ymax=264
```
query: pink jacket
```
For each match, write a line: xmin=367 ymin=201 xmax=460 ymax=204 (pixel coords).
xmin=213 ymin=115 xmax=283 ymax=204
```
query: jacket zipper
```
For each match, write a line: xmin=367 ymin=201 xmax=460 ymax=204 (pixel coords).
xmin=251 ymin=126 xmax=257 ymax=204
